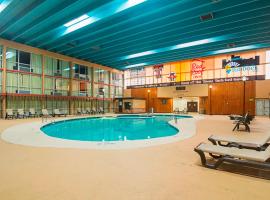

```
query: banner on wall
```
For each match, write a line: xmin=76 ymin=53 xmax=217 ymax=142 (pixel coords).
xmin=191 ymin=59 xmax=205 ymax=79
xmin=153 ymin=64 xmax=163 ymax=78
xmin=126 ymin=75 xmax=265 ymax=89
xmin=167 ymin=72 xmax=176 ymax=81
xmin=222 ymin=55 xmax=259 ymax=74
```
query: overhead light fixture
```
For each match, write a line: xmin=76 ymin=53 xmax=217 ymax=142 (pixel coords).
xmin=124 ymin=63 xmax=147 ymax=69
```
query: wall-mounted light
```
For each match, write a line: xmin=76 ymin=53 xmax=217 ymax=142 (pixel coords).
xmin=147 ymin=89 xmax=151 ymax=93
xmin=209 ymin=85 xmax=213 ymax=89
xmin=242 ymin=76 xmax=247 ymax=82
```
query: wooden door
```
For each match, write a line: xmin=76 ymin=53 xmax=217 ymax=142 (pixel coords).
xmin=187 ymin=102 xmax=198 ymax=112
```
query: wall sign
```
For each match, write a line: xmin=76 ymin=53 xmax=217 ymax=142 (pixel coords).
xmin=168 ymin=72 xmax=176 ymax=81
xmin=223 ymin=55 xmax=259 ymax=74
xmin=153 ymin=64 xmax=163 ymax=78
xmin=126 ymin=75 xmax=265 ymax=89
xmin=191 ymin=59 xmax=205 ymax=79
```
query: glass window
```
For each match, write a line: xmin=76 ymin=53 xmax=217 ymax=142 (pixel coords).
xmin=73 ymin=64 xmax=91 ymax=80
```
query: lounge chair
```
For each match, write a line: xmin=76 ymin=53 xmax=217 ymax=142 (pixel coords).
xmin=208 ymin=134 xmax=270 ymax=151
xmin=77 ymin=108 xmax=82 ymax=115
xmin=29 ymin=108 xmax=37 ymax=118
xmin=6 ymin=109 xmax=15 ymax=119
xmin=232 ymin=113 xmax=250 ymax=132
xmin=99 ymin=107 xmax=104 ymax=114
xmin=173 ymin=108 xmax=179 ymax=114
xmin=194 ymin=143 xmax=270 ymax=170
xmin=229 ymin=113 xmax=254 ymax=124
xmin=42 ymin=109 xmax=52 ymax=117
xmin=85 ymin=108 xmax=91 ymax=115
xmin=17 ymin=109 xmax=25 ymax=118
xmin=179 ymin=108 xmax=188 ymax=114
xmin=81 ymin=109 xmax=87 ymax=115
xmin=91 ymin=108 xmax=97 ymax=115
xmin=53 ymin=109 xmax=66 ymax=117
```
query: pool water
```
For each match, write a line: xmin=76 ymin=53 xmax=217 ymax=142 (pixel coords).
xmin=41 ymin=115 xmax=191 ymax=142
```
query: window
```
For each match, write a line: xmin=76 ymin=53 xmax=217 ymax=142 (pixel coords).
xmin=73 ymin=64 xmax=90 ymax=80
xmin=45 ymin=56 xmax=69 ymax=77
xmin=6 ymin=48 xmax=42 ymax=74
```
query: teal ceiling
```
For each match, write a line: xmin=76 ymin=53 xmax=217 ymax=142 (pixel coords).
xmin=1 ymin=0 xmax=270 ymax=70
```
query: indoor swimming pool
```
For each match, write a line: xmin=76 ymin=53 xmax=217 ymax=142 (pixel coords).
xmin=41 ymin=115 xmax=192 ymax=142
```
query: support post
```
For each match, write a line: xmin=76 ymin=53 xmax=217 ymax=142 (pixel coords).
xmin=2 ymin=45 xmax=7 ymax=118
xmin=69 ymin=62 xmax=74 ymax=115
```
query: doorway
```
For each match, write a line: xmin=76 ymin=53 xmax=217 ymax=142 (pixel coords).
xmin=187 ymin=102 xmax=198 ymax=112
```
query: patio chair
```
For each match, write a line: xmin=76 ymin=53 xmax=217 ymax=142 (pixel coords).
xmin=208 ymin=134 xmax=270 ymax=151
xmin=6 ymin=109 xmax=15 ymax=119
xmin=29 ymin=108 xmax=37 ymax=118
xmin=81 ymin=109 xmax=87 ymax=115
xmin=194 ymin=143 xmax=270 ymax=170
xmin=77 ymin=108 xmax=82 ymax=115
xmin=53 ymin=109 xmax=66 ymax=117
xmin=86 ymin=108 xmax=91 ymax=114
xmin=42 ymin=109 xmax=52 ymax=117
xmin=99 ymin=107 xmax=104 ymax=114
xmin=232 ymin=113 xmax=250 ymax=132
xmin=91 ymin=108 xmax=97 ymax=115
xmin=173 ymin=108 xmax=179 ymax=114
xmin=17 ymin=109 xmax=25 ymax=118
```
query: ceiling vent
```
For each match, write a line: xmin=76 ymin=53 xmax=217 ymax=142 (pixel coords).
xmin=66 ymin=41 xmax=77 ymax=48
xmin=227 ymin=43 xmax=236 ymax=48
xmin=90 ymin=45 xmax=101 ymax=51
xmin=200 ymin=13 xmax=214 ymax=21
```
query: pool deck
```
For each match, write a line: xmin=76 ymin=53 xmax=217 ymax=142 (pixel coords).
xmin=0 ymin=114 xmax=269 ymax=200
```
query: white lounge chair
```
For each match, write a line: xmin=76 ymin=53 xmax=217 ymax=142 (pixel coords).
xmin=6 ymin=109 xmax=15 ymax=119
xmin=194 ymin=143 xmax=270 ymax=170
xmin=53 ymin=109 xmax=66 ymax=117
xmin=99 ymin=107 xmax=104 ymax=114
xmin=77 ymin=108 xmax=82 ymax=115
xmin=17 ymin=109 xmax=25 ymax=118
xmin=208 ymin=134 xmax=270 ymax=151
xmin=91 ymin=108 xmax=97 ymax=115
xmin=29 ymin=108 xmax=37 ymax=117
xmin=42 ymin=109 xmax=52 ymax=117
xmin=86 ymin=108 xmax=91 ymax=114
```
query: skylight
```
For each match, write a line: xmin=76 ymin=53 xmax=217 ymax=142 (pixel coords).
xmin=64 ymin=15 xmax=89 ymax=27
xmin=0 ymin=0 xmax=13 ymax=13
xmin=62 ymin=0 xmax=147 ymax=35
xmin=120 ymin=36 xmax=227 ymax=60
xmin=212 ymin=45 xmax=258 ymax=54
xmin=124 ymin=63 xmax=147 ymax=69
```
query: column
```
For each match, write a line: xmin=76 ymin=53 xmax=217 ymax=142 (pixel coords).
xmin=2 ymin=45 xmax=6 ymax=118
xmin=69 ymin=62 xmax=74 ymax=115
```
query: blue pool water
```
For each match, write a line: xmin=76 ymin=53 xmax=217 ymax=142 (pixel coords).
xmin=41 ymin=115 xmax=192 ymax=142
